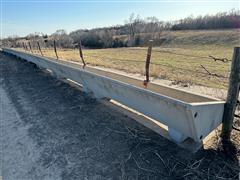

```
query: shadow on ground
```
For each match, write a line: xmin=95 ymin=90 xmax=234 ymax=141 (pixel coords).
xmin=0 ymin=52 xmax=239 ymax=180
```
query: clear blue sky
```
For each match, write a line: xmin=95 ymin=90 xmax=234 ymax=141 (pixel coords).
xmin=1 ymin=0 xmax=239 ymax=38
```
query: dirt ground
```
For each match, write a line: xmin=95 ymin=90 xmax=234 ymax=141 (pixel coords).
xmin=0 ymin=52 xmax=239 ymax=180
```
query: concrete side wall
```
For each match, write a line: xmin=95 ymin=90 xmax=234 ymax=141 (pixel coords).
xmin=5 ymin=50 xmax=220 ymax=103
xmin=3 ymin=49 xmax=225 ymax=142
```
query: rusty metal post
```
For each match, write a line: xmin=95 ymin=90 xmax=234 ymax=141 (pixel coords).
xmin=37 ymin=42 xmax=43 ymax=56
xmin=28 ymin=42 xmax=33 ymax=53
xmin=221 ymin=47 xmax=240 ymax=141
xmin=78 ymin=40 xmax=86 ymax=68
xmin=53 ymin=40 xmax=58 ymax=60
xmin=143 ymin=40 xmax=153 ymax=87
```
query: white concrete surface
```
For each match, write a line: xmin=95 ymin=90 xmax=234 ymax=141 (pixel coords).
xmin=3 ymin=48 xmax=225 ymax=143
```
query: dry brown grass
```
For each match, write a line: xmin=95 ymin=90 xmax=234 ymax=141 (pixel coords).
xmin=16 ymin=29 xmax=240 ymax=89
xmin=20 ymin=44 xmax=234 ymax=89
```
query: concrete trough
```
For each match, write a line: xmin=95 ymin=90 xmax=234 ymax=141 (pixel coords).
xmin=3 ymin=48 xmax=225 ymax=148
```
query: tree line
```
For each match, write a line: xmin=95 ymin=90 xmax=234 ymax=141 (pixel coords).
xmin=1 ymin=9 xmax=239 ymax=49
xmin=172 ymin=9 xmax=240 ymax=30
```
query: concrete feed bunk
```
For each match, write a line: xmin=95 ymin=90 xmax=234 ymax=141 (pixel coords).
xmin=3 ymin=48 xmax=225 ymax=145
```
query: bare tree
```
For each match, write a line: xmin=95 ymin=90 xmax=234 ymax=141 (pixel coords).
xmin=2 ymin=35 xmax=19 ymax=48
xmin=125 ymin=13 xmax=142 ymax=46
xmin=52 ymin=29 xmax=74 ymax=48
xmin=98 ymin=29 xmax=113 ymax=48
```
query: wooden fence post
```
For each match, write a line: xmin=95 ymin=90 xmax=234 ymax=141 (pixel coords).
xmin=143 ymin=40 xmax=153 ymax=87
xmin=28 ymin=42 xmax=33 ymax=53
xmin=25 ymin=43 xmax=28 ymax=51
xmin=37 ymin=42 xmax=43 ymax=56
xmin=78 ymin=40 xmax=86 ymax=68
xmin=22 ymin=42 xmax=26 ymax=50
xmin=221 ymin=47 xmax=240 ymax=141
xmin=53 ymin=40 xmax=58 ymax=59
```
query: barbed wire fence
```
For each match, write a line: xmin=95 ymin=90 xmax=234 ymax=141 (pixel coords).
xmin=15 ymin=40 xmax=240 ymax=138
xmin=19 ymin=39 xmax=231 ymax=89
xmin=18 ymin=41 xmax=232 ymax=87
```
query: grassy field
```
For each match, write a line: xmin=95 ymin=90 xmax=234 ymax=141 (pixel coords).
xmin=19 ymin=29 xmax=240 ymax=89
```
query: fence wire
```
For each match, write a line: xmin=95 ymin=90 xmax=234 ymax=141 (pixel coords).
xmin=128 ymin=48 xmax=231 ymax=63
xmin=18 ymin=42 xmax=231 ymax=88
xmin=83 ymin=52 xmax=229 ymax=80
